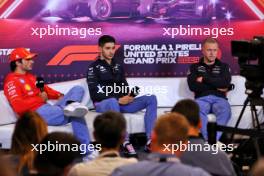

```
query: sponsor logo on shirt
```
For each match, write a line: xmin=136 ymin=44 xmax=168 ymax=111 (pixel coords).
xmin=19 ymin=79 xmax=25 ymax=84
xmin=24 ymin=84 xmax=31 ymax=91
xmin=99 ymin=66 xmax=107 ymax=73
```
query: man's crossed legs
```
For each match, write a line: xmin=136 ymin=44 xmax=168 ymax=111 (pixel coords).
xmin=36 ymin=86 xmax=91 ymax=155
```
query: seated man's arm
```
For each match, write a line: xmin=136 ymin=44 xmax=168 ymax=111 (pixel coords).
xmin=32 ymin=76 xmax=63 ymax=100
xmin=117 ymin=65 xmax=135 ymax=104
xmin=4 ymin=80 xmax=45 ymax=116
xmin=187 ymin=64 xmax=214 ymax=93
xmin=86 ymin=66 xmax=112 ymax=102
xmin=120 ymin=65 xmax=130 ymax=96
xmin=44 ymin=85 xmax=63 ymax=99
xmin=203 ymin=63 xmax=231 ymax=89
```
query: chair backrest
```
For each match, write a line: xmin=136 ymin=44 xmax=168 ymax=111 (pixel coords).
xmin=0 ymin=91 xmax=17 ymax=125
xmin=0 ymin=78 xmax=94 ymax=125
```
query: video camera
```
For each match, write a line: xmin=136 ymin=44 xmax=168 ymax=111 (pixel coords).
xmin=231 ymin=36 xmax=264 ymax=98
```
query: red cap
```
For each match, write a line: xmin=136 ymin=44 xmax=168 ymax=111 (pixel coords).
xmin=9 ymin=48 xmax=37 ymax=62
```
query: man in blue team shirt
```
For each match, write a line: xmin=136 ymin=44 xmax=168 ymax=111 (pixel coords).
xmin=187 ymin=38 xmax=232 ymax=140
xmin=86 ymin=35 xmax=157 ymax=157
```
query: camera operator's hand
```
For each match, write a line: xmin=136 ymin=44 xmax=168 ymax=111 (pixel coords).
xmin=196 ymin=76 xmax=203 ymax=83
xmin=39 ymin=92 xmax=48 ymax=102
xmin=118 ymin=95 xmax=134 ymax=105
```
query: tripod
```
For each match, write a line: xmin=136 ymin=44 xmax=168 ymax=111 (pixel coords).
xmin=230 ymin=93 xmax=264 ymax=157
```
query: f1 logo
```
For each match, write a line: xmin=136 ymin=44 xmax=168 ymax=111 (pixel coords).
xmin=0 ymin=0 xmax=23 ymax=19
xmin=47 ymin=45 xmax=120 ymax=66
xmin=243 ymin=0 xmax=264 ymax=19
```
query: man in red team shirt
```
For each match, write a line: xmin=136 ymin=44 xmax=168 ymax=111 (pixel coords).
xmin=4 ymin=48 xmax=91 ymax=154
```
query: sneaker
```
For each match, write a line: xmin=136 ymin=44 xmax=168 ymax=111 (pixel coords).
xmin=144 ymin=139 xmax=151 ymax=153
xmin=64 ymin=102 xmax=88 ymax=117
xmin=122 ymin=141 xmax=138 ymax=158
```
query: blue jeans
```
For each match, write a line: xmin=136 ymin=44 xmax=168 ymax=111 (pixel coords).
xmin=196 ymin=95 xmax=231 ymax=140
xmin=36 ymin=86 xmax=90 ymax=152
xmin=95 ymin=95 xmax=157 ymax=140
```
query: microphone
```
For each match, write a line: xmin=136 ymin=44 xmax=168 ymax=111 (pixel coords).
xmin=36 ymin=77 xmax=45 ymax=92
xmin=130 ymin=86 xmax=140 ymax=97
xmin=207 ymin=114 xmax=217 ymax=145
xmin=228 ymin=83 xmax=235 ymax=91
